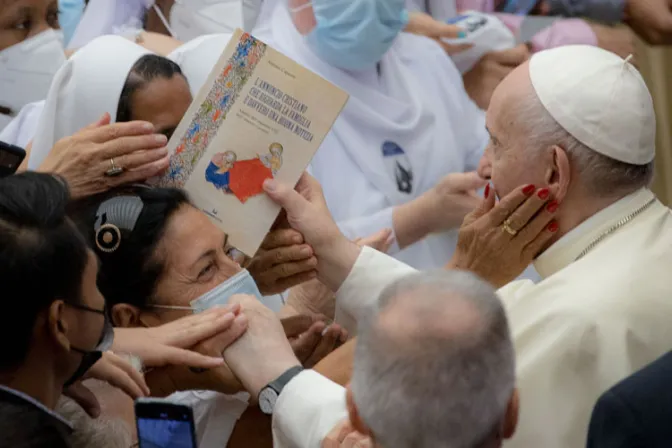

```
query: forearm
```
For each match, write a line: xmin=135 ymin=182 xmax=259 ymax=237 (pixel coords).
xmin=392 ymin=195 xmax=434 ymax=249
xmin=545 ymin=0 xmax=625 ymax=23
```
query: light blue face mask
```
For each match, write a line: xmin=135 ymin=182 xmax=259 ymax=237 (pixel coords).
xmin=295 ymin=0 xmax=409 ymax=71
xmin=58 ymin=0 xmax=86 ymax=46
xmin=152 ymin=269 xmax=263 ymax=313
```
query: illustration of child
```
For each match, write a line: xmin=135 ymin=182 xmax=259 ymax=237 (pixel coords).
xmin=258 ymin=143 xmax=284 ymax=175
xmin=205 ymin=151 xmax=237 ymax=193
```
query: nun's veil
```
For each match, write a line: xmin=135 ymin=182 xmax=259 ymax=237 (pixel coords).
xmin=67 ymin=0 xmax=150 ymax=50
xmin=29 ymin=36 xmax=151 ymax=169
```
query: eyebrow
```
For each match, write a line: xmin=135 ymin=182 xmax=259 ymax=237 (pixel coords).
xmin=485 ymin=126 xmax=500 ymax=144
xmin=191 ymin=234 xmax=229 ymax=267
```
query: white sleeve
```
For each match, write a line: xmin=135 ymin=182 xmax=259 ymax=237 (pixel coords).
xmin=335 ymin=247 xmax=418 ymax=333
xmin=272 ymin=370 xmax=348 ymax=448
xmin=337 ymin=206 xmax=402 ymax=255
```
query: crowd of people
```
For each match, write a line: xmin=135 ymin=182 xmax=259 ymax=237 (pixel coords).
xmin=2 ymin=0 xmax=672 ymax=447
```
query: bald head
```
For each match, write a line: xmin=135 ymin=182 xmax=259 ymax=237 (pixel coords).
xmin=351 ymin=271 xmax=515 ymax=448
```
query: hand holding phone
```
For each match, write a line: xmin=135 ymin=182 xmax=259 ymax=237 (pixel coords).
xmin=0 ymin=141 xmax=26 ymax=178
xmin=135 ymin=398 xmax=198 ymax=448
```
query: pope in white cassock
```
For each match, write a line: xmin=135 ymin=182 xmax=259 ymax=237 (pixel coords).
xmin=242 ymin=44 xmax=672 ymax=448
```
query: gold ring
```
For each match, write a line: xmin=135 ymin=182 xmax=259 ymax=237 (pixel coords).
xmin=501 ymin=219 xmax=518 ymax=237
xmin=105 ymin=158 xmax=124 ymax=177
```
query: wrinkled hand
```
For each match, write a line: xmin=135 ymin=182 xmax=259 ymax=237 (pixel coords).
xmin=353 ymin=228 xmax=395 ymax=253
xmin=591 ymin=23 xmax=636 ymax=63
xmin=283 ymin=315 xmax=348 ymax=368
xmin=37 ymin=113 xmax=169 ymax=199
xmin=625 ymin=0 xmax=672 ymax=45
xmin=463 ymin=45 xmax=530 ymax=109
xmin=448 ymin=184 xmax=559 ymax=287
xmin=223 ymin=295 xmax=302 ymax=398
xmin=323 ymin=420 xmax=373 ymax=448
xmin=145 ymin=309 xmax=249 ymax=397
xmin=263 ymin=174 xmax=361 ymax=292
xmin=63 ymin=352 xmax=149 ymax=418
xmin=247 ymin=229 xmax=318 ymax=295
xmin=113 ymin=306 xmax=246 ymax=369
xmin=405 ymin=11 xmax=473 ymax=54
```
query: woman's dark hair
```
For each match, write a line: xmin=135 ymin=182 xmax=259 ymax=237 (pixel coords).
xmin=69 ymin=186 xmax=189 ymax=310
xmin=116 ymin=54 xmax=186 ymax=123
xmin=0 ymin=173 xmax=89 ymax=369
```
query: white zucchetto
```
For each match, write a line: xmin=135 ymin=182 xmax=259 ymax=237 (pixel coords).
xmin=529 ymin=45 xmax=656 ymax=165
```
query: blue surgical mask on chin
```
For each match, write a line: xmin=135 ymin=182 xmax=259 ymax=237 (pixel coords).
xmin=296 ymin=0 xmax=409 ymax=71
xmin=58 ymin=0 xmax=86 ymax=46
xmin=152 ymin=269 xmax=263 ymax=313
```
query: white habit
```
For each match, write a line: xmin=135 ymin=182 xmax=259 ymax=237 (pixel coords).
xmin=254 ymin=5 xmax=489 ymax=271
xmin=272 ymin=189 xmax=672 ymax=448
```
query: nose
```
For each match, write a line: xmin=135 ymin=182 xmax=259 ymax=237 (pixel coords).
xmin=477 ymin=153 xmax=492 ymax=180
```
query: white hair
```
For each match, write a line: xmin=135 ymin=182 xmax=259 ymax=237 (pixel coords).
xmin=515 ymin=88 xmax=654 ymax=197
xmin=351 ymin=271 xmax=515 ymax=448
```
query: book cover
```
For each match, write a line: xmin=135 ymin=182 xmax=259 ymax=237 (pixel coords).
xmin=157 ymin=29 xmax=349 ymax=256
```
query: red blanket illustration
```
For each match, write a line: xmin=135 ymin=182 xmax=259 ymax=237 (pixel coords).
xmin=228 ymin=158 xmax=274 ymax=203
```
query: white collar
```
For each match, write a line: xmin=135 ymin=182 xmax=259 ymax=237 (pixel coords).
xmin=533 ymin=188 xmax=657 ymax=279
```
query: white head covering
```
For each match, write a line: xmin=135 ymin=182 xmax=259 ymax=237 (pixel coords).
xmin=168 ymin=33 xmax=233 ymax=94
xmin=529 ymin=45 xmax=656 ymax=165
xmin=67 ymin=0 xmax=149 ymax=50
xmin=29 ymin=36 xmax=151 ymax=169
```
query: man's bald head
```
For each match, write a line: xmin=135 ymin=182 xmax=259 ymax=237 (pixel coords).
xmin=350 ymin=271 xmax=516 ymax=448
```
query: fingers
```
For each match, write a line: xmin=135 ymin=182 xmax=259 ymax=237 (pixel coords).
xmin=503 ymin=188 xmax=552 ymax=235
xmin=356 ymin=228 xmax=393 ymax=249
xmin=489 ymin=44 xmax=530 ymax=66
xmin=438 ymin=40 xmax=474 ymax=55
xmin=98 ymin=354 xmax=149 ymax=399
xmin=431 ymin=23 xmax=465 ymax=39
xmin=261 ymin=228 xmax=304 ymax=250
xmin=155 ymin=346 xmax=228 ymax=369
xmin=450 ymin=171 xmax=489 ymax=192
xmin=116 ymin=147 xmax=168 ymax=171
xmin=97 ymin=133 xmax=168 ymax=159
xmin=463 ymin=183 xmax=496 ymax=226
xmin=165 ymin=308 xmax=240 ymax=349
xmin=114 ymin=155 xmax=170 ymax=185
xmin=290 ymin=321 xmax=326 ymax=362
xmin=256 ymin=244 xmax=315 ymax=270
xmin=269 ymin=271 xmax=319 ymax=294
xmin=518 ymin=201 xmax=559 ymax=252
xmin=304 ymin=325 xmax=344 ymax=369
xmin=263 ymin=178 xmax=309 ymax=216
xmin=81 ymin=120 xmax=157 ymax=144
xmin=282 ymin=314 xmax=318 ymax=338
xmin=81 ymin=113 xmax=112 ymax=132
xmin=204 ymin=314 xmax=249 ymax=355
xmin=481 ymin=184 xmax=536 ymax=227
xmin=63 ymin=383 xmax=101 ymax=418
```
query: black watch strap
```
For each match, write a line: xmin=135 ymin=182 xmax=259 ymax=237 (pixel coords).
xmin=267 ymin=365 xmax=304 ymax=395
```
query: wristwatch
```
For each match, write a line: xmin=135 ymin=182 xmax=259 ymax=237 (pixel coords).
xmin=258 ymin=365 xmax=304 ymax=415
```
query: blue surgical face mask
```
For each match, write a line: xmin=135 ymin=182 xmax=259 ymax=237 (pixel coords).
xmin=58 ymin=0 xmax=86 ymax=46
xmin=295 ymin=0 xmax=409 ymax=71
xmin=152 ymin=269 xmax=263 ymax=313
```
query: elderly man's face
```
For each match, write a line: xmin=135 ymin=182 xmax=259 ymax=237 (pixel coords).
xmin=480 ymin=63 xmax=550 ymax=199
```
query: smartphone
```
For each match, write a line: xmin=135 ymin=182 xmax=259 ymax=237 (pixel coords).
xmin=135 ymin=398 xmax=198 ymax=448
xmin=0 ymin=141 xmax=26 ymax=178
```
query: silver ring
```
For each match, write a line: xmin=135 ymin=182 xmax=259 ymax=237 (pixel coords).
xmin=105 ymin=158 xmax=124 ymax=177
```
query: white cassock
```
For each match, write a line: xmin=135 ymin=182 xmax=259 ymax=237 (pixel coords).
xmin=405 ymin=0 xmax=458 ymax=20
xmin=255 ymin=5 xmax=489 ymax=271
xmin=272 ymin=188 xmax=672 ymax=448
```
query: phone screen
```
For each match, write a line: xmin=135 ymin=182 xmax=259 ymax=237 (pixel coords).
xmin=136 ymin=401 xmax=197 ymax=448
xmin=0 ymin=141 xmax=25 ymax=178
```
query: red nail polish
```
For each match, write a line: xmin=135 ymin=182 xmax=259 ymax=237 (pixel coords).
xmin=538 ymin=188 xmax=550 ymax=200
xmin=522 ymin=184 xmax=535 ymax=195
xmin=546 ymin=200 xmax=558 ymax=213
xmin=548 ymin=221 xmax=559 ymax=233
xmin=484 ymin=184 xmax=490 ymax=199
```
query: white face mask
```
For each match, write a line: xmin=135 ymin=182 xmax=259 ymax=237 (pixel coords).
xmin=166 ymin=0 xmax=262 ymax=42
xmin=0 ymin=29 xmax=66 ymax=116
xmin=152 ymin=269 xmax=263 ymax=313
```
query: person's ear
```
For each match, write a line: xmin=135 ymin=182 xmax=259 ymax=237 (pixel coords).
xmin=502 ymin=388 xmax=520 ymax=439
xmin=111 ymin=304 xmax=143 ymax=328
xmin=346 ymin=384 xmax=371 ymax=437
xmin=546 ymin=145 xmax=570 ymax=202
xmin=48 ymin=300 xmax=71 ymax=352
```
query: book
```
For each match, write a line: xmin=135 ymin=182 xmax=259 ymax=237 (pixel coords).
xmin=157 ymin=29 xmax=349 ymax=256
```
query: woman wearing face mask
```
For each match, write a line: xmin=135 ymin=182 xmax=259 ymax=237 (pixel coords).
xmin=68 ymin=185 xmax=348 ymax=448
xmin=0 ymin=0 xmax=66 ymax=132
xmin=249 ymin=0 xmax=536 ymax=276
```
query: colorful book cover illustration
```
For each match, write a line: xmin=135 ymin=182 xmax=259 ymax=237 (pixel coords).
xmin=157 ymin=29 xmax=349 ymax=256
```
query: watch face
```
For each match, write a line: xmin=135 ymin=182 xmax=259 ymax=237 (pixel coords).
xmin=259 ymin=388 xmax=278 ymax=415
